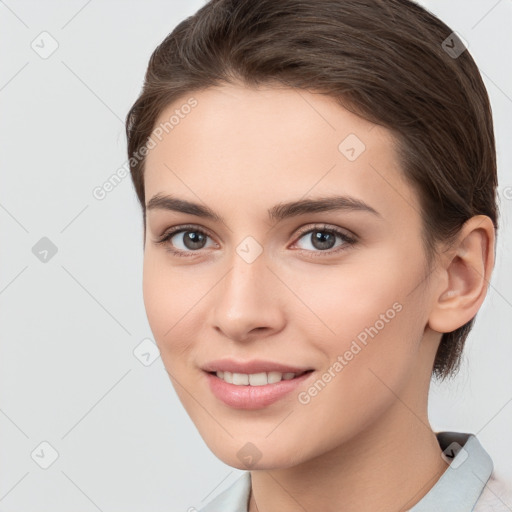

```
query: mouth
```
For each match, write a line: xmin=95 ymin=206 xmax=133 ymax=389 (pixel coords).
xmin=204 ymin=368 xmax=315 ymax=409
xmin=206 ymin=369 xmax=314 ymax=386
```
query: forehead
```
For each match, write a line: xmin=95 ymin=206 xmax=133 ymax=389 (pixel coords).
xmin=144 ymin=83 xmax=419 ymax=225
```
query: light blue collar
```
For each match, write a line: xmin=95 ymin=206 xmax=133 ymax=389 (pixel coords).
xmin=409 ymin=432 xmax=493 ymax=511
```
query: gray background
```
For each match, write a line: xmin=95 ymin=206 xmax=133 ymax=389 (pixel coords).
xmin=0 ymin=0 xmax=511 ymax=510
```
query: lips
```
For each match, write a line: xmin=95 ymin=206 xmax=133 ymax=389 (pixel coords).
xmin=204 ymin=368 xmax=315 ymax=409
xmin=202 ymin=358 xmax=313 ymax=375
xmin=201 ymin=358 xmax=316 ymax=409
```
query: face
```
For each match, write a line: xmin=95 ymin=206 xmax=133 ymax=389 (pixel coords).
xmin=142 ymin=83 xmax=440 ymax=470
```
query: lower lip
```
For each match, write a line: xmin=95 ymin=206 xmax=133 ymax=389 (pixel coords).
xmin=204 ymin=371 xmax=314 ymax=410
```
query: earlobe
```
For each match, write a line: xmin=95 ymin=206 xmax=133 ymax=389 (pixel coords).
xmin=428 ymin=215 xmax=495 ymax=334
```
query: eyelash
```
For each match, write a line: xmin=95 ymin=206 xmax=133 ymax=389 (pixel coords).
xmin=154 ymin=223 xmax=357 ymax=258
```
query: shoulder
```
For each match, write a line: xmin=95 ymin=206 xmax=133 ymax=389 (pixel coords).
xmin=473 ymin=470 xmax=512 ymax=512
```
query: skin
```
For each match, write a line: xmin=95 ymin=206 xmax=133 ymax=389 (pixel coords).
xmin=141 ymin=83 xmax=495 ymax=512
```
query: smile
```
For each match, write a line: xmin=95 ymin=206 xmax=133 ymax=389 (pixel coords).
xmin=205 ymin=369 xmax=315 ymax=409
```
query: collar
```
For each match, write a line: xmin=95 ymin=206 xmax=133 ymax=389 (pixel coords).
xmin=409 ymin=431 xmax=493 ymax=511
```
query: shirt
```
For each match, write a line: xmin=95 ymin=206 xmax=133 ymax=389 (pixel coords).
xmin=198 ymin=431 xmax=512 ymax=512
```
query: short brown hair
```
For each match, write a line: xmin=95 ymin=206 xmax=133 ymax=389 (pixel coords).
xmin=125 ymin=0 xmax=498 ymax=380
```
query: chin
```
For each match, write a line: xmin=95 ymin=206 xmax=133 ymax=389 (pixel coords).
xmin=203 ymin=435 xmax=309 ymax=471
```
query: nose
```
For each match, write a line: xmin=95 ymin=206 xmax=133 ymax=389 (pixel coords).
xmin=211 ymin=250 xmax=286 ymax=343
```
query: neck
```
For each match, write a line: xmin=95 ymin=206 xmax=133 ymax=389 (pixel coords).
xmin=248 ymin=391 xmax=448 ymax=512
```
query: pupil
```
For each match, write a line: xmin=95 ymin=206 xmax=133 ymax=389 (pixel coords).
xmin=312 ymin=230 xmax=335 ymax=250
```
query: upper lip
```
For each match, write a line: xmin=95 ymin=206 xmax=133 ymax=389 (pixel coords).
xmin=202 ymin=359 xmax=313 ymax=375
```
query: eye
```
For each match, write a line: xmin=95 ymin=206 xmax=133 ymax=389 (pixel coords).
xmin=292 ymin=224 xmax=356 ymax=256
xmin=155 ymin=224 xmax=216 ymax=257
xmin=154 ymin=223 xmax=357 ymax=258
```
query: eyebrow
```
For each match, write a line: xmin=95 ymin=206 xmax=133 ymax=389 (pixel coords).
xmin=146 ymin=193 xmax=381 ymax=223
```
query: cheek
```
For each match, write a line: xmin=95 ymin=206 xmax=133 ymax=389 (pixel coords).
xmin=286 ymin=253 xmax=417 ymax=345
xmin=289 ymin=309 xmax=423 ymax=459
xmin=142 ymin=253 xmax=200 ymax=366
xmin=293 ymin=256 xmax=427 ymax=403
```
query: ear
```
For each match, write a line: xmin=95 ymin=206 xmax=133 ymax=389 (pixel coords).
xmin=427 ymin=215 xmax=495 ymax=334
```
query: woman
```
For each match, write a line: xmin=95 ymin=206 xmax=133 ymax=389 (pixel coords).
xmin=125 ymin=0 xmax=511 ymax=510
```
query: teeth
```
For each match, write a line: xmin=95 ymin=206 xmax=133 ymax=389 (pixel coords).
xmin=249 ymin=372 xmax=267 ymax=386
xmin=215 ymin=370 xmax=301 ymax=386
xmin=233 ymin=372 xmax=249 ymax=385
xmin=268 ymin=371 xmax=284 ymax=384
